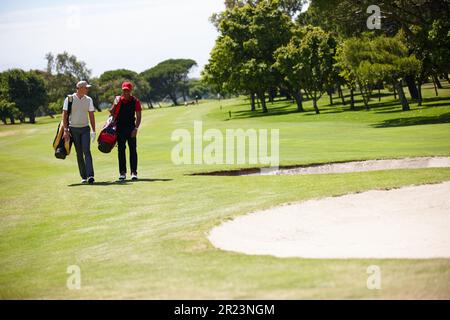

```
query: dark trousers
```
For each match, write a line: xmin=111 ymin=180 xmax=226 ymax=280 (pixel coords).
xmin=70 ymin=126 xmax=94 ymax=179
xmin=117 ymin=129 xmax=137 ymax=174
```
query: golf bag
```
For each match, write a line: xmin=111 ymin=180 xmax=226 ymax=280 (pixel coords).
xmin=97 ymin=96 xmax=127 ymax=154
xmin=52 ymin=95 xmax=73 ymax=159
xmin=98 ymin=115 xmax=118 ymax=153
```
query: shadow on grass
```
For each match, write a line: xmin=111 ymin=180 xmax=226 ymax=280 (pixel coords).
xmin=304 ymin=109 xmax=346 ymax=115
xmin=231 ymin=103 xmax=302 ymax=119
xmin=231 ymin=100 xmax=360 ymax=119
xmin=423 ymin=102 xmax=450 ymax=108
xmin=374 ymin=108 xmax=413 ymax=114
xmin=367 ymin=97 xmax=450 ymax=114
xmin=420 ymin=96 xmax=450 ymax=103
xmin=68 ymin=178 xmax=173 ymax=187
xmin=372 ymin=112 xmax=450 ymax=128
xmin=225 ymin=92 xmax=450 ymax=120
xmin=367 ymin=100 xmax=407 ymax=112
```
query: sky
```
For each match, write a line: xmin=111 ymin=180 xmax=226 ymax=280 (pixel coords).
xmin=0 ymin=0 xmax=225 ymax=78
xmin=0 ymin=0 xmax=310 ymax=79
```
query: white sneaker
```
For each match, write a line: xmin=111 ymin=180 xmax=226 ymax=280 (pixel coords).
xmin=119 ymin=174 xmax=126 ymax=181
xmin=131 ymin=173 xmax=138 ymax=181
xmin=81 ymin=179 xmax=87 ymax=184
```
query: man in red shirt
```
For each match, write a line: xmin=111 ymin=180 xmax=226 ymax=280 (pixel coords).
xmin=110 ymin=81 xmax=142 ymax=181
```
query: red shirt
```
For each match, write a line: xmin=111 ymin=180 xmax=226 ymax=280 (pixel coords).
xmin=117 ymin=95 xmax=142 ymax=112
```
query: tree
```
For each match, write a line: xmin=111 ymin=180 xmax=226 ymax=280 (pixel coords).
xmin=278 ymin=0 xmax=307 ymax=18
xmin=98 ymin=69 xmax=137 ymax=83
xmin=206 ymin=5 xmax=257 ymax=108
xmin=43 ymin=52 xmax=96 ymax=113
xmin=338 ymin=35 xmax=421 ymax=111
xmin=211 ymin=0 xmax=306 ymax=28
xmin=370 ymin=35 xmax=421 ymax=111
xmin=202 ymin=36 xmax=237 ymax=98
xmin=0 ymin=99 xmax=20 ymax=124
xmin=141 ymin=59 xmax=197 ymax=106
xmin=337 ymin=37 xmax=375 ymax=110
xmin=0 ymin=73 xmax=17 ymax=124
xmin=409 ymin=18 xmax=450 ymax=102
xmin=299 ymin=0 xmax=396 ymax=37
xmin=303 ymin=0 xmax=449 ymax=99
xmin=46 ymin=52 xmax=91 ymax=80
xmin=274 ymin=26 xmax=308 ymax=111
xmin=40 ymin=71 xmax=77 ymax=109
xmin=303 ymin=0 xmax=449 ymax=39
xmin=188 ymin=79 xmax=214 ymax=100
xmin=427 ymin=19 xmax=450 ymax=80
xmin=335 ymin=46 xmax=357 ymax=110
xmin=248 ymin=0 xmax=293 ymax=112
xmin=205 ymin=0 xmax=293 ymax=112
xmin=294 ymin=26 xmax=336 ymax=114
xmin=95 ymin=69 xmax=151 ymax=107
xmin=3 ymin=69 xmax=47 ymax=123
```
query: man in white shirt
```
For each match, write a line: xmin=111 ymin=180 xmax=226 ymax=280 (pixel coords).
xmin=62 ymin=81 xmax=96 ymax=184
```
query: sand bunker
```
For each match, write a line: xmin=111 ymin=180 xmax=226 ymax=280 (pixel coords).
xmin=193 ymin=157 xmax=450 ymax=176
xmin=249 ymin=157 xmax=450 ymax=175
xmin=263 ymin=157 xmax=450 ymax=176
xmin=208 ymin=182 xmax=450 ymax=259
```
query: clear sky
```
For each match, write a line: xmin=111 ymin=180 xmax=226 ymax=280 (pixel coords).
xmin=0 ymin=0 xmax=226 ymax=78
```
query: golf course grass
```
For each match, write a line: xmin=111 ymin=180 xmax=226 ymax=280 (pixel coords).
xmin=1 ymin=83 xmax=449 ymax=299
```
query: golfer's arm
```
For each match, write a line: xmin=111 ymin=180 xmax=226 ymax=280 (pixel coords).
xmin=89 ymin=111 xmax=96 ymax=132
xmin=110 ymin=97 xmax=119 ymax=117
xmin=135 ymin=111 xmax=141 ymax=129
xmin=62 ymin=110 xmax=69 ymax=130
xmin=109 ymin=104 xmax=115 ymax=117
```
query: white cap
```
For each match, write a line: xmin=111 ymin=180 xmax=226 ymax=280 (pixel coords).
xmin=76 ymin=80 xmax=92 ymax=88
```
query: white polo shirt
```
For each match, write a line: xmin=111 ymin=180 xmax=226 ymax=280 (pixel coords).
xmin=63 ymin=93 xmax=95 ymax=128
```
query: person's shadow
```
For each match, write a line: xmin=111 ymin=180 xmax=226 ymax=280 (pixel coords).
xmin=68 ymin=178 xmax=173 ymax=187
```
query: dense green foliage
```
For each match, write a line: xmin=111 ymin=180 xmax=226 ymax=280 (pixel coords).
xmin=204 ymin=0 xmax=449 ymax=113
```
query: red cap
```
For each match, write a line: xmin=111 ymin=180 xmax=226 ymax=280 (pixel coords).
xmin=122 ymin=81 xmax=133 ymax=91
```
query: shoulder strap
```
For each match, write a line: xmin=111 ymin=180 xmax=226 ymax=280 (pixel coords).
xmin=67 ymin=95 xmax=74 ymax=116
xmin=113 ymin=96 xmax=122 ymax=119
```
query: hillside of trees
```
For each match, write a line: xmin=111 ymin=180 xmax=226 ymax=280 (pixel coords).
xmin=0 ymin=53 xmax=215 ymax=124
xmin=203 ymin=0 xmax=449 ymax=113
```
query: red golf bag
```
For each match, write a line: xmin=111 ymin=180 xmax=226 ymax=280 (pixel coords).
xmin=98 ymin=115 xmax=118 ymax=153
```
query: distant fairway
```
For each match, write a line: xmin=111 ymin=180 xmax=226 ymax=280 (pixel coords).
xmin=1 ymin=84 xmax=450 ymax=299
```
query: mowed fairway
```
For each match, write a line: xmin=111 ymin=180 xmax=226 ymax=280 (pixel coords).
xmin=1 ymin=84 xmax=450 ymax=299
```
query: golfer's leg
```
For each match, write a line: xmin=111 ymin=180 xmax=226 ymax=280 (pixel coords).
xmin=128 ymin=136 xmax=137 ymax=173
xmin=71 ymin=127 xmax=87 ymax=179
xmin=81 ymin=126 xmax=94 ymax=178
xmin=117 ymin=133 xmax=127 ymax=174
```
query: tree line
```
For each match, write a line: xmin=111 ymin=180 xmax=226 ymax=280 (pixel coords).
xmin=0 ymin=53 xmax=214 ymax=124
xmin=202 ymin=0 xmax=450 ymax=113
